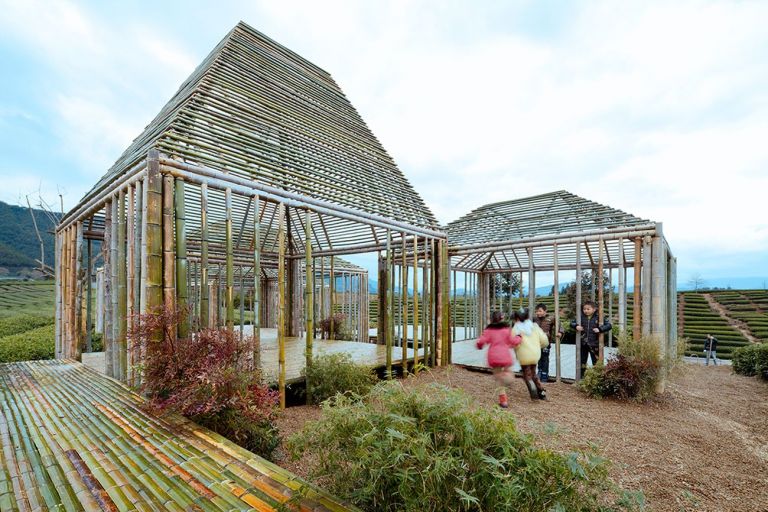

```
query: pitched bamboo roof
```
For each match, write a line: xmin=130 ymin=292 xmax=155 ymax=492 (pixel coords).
xmin=447 ymin=190 xmax=660 ymax=272
xmin=78 ymin=21 xmax=440 ymax=253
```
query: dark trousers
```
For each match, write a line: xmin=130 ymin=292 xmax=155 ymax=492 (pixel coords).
xmin=579 ymin=343 xmax=599 ymax=375
xmin=521 ymin=364 xmax=544 ymax=398
xmin=537 ymin=347 xmax=550 ymax=381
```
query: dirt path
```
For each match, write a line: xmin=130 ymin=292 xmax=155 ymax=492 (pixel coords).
xmin=275 ymin=364 xmax=768 ymax=512
xmin=703 ymin=293 xmax=760 ymax=343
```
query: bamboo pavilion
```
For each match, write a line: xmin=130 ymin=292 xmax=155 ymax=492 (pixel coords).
xmin=55 ymin=22 xmax=450 ymax=406
xmin=447 ymin=190 xmax=677 ymax=383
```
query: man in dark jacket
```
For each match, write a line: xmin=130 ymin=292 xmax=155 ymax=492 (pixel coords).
xmin=704 ymin=334 xmax=718 ymax=366
xmin=571 ymin=300 xmax=612 ymax=376
xmin=534 ymin=303 xmax=563 ymax=381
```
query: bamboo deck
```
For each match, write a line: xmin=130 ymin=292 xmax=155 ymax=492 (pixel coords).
xmin=0 ymin=360 xmax=358 ymax=511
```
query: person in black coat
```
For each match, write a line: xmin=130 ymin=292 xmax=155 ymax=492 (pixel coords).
xmin=704 ymin=334 xmax=718 ymax=366
xmin=570 ymin=300 xmax=612 ymax=375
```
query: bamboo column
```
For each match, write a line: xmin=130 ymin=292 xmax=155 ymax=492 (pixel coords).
xmin=633 ymin=237 xmax=641 ymax=340
xmin=175 ymin=179 xmax=189 ymax=338
xmin=117 ymin=190 xmax=128 ymax=380
xmin=103 ymin=201 xmax=113 ymax=375
xmin=304 ymin=209 xmax=314 ymax=395
xmin=441 ymin=240 xmax=451 ymax=365
xmin=225 ymin=188 xmax=234 ymax=330
xmin=386 ymin=231 xmax=393 ymax=376
xmin=126 ymin=186 xmax=135 ymax=366
xmin=145 ymin=150 xmax=164 ymax=336
xmin=430 ymin=239 xmax=437 ymax=366
xmin=641 ymin=236 xmax=652 ymax=336
xmin=319 ymin=256 xmax=325 ymax=330
xmin=412 ymin=237 xmax=420 ymax=373
xmin=109 ymin=197 xmax=118 ymax=377
xmin=162 ymin=175 xmax=176 ymax=321
xmin=401 ymin=233 xmax=407 ymax=373
xmin=422 ymin=237 xmax=429 ymax=365
xmin=553 ymin=243 xmax=561 ymax=382
xmin=618 ymin=238 xmax=626 ymax=336
xmin=528 ymin=246 xmax=535 ymax=311
xmin=329 ymin=256 xmax=335 ymax=340
xmin=608 ymin=266 xmax=613 ymax=348
xmin=252 ymin=194 xmax=261 ymax=370
xmin=85 ymin=239 xmax=93 ymax=353
xmin=452 ymin=270 xmax=457 ymax=343
xmin=54 ymin=230 xmax=62 ymax=357
xmin=200 ymin=183 xmax=209 ymax=328
xmin=277 ymin=203 xmax=286 ymax=409
xmin=74 ymin=222 xmax=84 ymax=360
xmin=575 ymin=242 xmax=582 ymax=381
xmin=377 ymin=254 xmax=387 ymax=345
xmin=597 ymin=239 xmax=605 ymax=362
xmin=435 ymin=241 xmax=442 ymax=366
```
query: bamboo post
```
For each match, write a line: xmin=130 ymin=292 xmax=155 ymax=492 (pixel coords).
xmin=117 ymin=190 xmax=128 ymax=380
xmin=110 ymin=197 xmax=118 ymax=377
xmin=253 ymin=194 xmax=261 ymax=370
xmin=200 ymin=183 xmax=209 ymax=328
xmin=598 ymin=239 xmax=605 ymax=362
xmin=412 ymin=237 xmax=420 ymax=372
xmin=146 ymin=150 xmax=164 ymax=334
xmin=633 ymin=237 xmax=641 ymax=340
xmin=329 ymin=256 xmax=335 ymax=340
xmin=225 ymin=188 xmax=234 ymax=330
xmin=608 ymin=266 xmax=613 ymax=348
xmin=277 ymin=203 xmax=286 ymax=409
xmin=435 ymin=240 xmax=442 ymax=366
xmin=651 ymin=224 xmax=666 ymax=343
xmin=319 ymin=256 xmax=325 ymax=332
xmin=618 ymin=238 xmax=626 ymax=336
xmin=54 ymin=230 xmax=62 ymax=357
xmin=175 ymin=179 xmax=189 ymax=338
xmin=378 ymin=254 xmax=387 ymax=344
xmin=386 ymin=231 xmax=393 ymax=376
xmin=429 ymin=238 xmax=436 ymax=366
xmin=103 ymin=201 xmax=113 ymax=375
xmin=304 ymin=209 xmax=314 ymax=395
xmin=442 ymin=240 xmax=451 ymax=365
xmin=641 ymin=236 xmax=652 ymax=336
xmin=422 ymin=237 xmax=429 ymax=364
xmin=85 ymin=238 xmax=93 ymax=353
xmin=74 ymin=222 xmax=84 ymax=360
xmin=126 ymin=186 xmax=135 ymax=371
xmin=162 ymin=175 xmax=176 ymax=321
xmin=528 ymin=246 xmax=535 ymax=311
xmin=401 ymin=233 xmax=407 ymax=373
xmin=554 ymin=243 xmax=561 ymax=382
xmin=575 ymin=242 xmax=582 ymax=381
xmin=452 ymin=269 xmax=456 ymax=343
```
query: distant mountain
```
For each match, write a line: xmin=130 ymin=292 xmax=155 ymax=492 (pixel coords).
xmin=0 ymin=200 xmax=59 ymax=277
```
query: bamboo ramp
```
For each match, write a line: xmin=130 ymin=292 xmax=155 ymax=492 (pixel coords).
xmin=0 ymin=360 xmax=358 ymax=512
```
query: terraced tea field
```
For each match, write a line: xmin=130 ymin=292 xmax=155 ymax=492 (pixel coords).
xmin=0 ymin=280 xmax=55 ymax=318
xmin=0 ymin=280 xmax=56 ymax=363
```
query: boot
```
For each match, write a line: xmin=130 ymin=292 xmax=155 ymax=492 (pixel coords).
xmin=538 ymin=389 xmax=547 ymax=400
xmin=498 ymin=393 xmax=509 ymax=408
xmin=526 ymin=380 xmax=538 ymax=400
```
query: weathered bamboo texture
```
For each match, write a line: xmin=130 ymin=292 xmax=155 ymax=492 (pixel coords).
xmin=253 ymin=194 xmax=261 ymax=370
xmin=200 ymin=183 xmax=210 ymax=328
xmin=146 ymin=150 xmax=164 ymax=325
xmin=126 ymin=186 xmax=136 ymax=381
xmin=412 ymin=237 xmax=420 ymax=373
xmin=385 ymin=231 xmax=393 ymax=377
xmin=109 ymin=198 xmax=118 ymax=377
xmin=117 ymin=190 xmax=128 ymax=381
xmin=277 ymin=203 xmax=286 ymax=409
xmin=162 ymin=175 xmax=176 ymax=321
xmin=598 ymin=239 xmax=605 ymax=361
xmin=553 ymin=243 xmax=561 ymax=382
xmin=401 ymin=233 xmax=407 ymax=373
xmin=305 ymin=209 xmax=314 ymax=393
xmin=575 ymin=242 xmax=582 ymax=382
xmin=175 ymin=179 xmax=189 ymax=338
xmin=226 ymin=188 xmax=234 ymax=330
xmin=633 ymin=237 xmax=641 ymax=340
xmin=74 ymin=222 xmax=84 ymax=360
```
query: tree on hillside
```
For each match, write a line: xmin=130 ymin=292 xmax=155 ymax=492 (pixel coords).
xmin=687 ymin=273 xmax=705 ymax=291
xmin=488 ymin=273 xmax=522 ymax=311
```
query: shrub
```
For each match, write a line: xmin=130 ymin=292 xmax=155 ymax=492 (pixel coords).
xmin=303 ymin=352 xmax=378 ymax=405
xmin=288 ymin=382 xmax=639 ymax=512
xmin=319 ymin=313 xmax=353 ymax=340
xmin=0 ymin=314 xmax=54 ymax=337
xmin=579 ymin=335 xmax=662 ymax=402
xmin=129 ymin=306 xmax=280 ymax=459
xmin=732 ymin=344 xmax=768 ymax=379
xmin=0 ymin=324 xmax=55 ymax=363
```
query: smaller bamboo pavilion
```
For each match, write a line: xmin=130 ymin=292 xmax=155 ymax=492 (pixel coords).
xmin=55 ymin=22 xmax=451 ymax=406
xmin=446 ymin=190 xmax=677 ymax=382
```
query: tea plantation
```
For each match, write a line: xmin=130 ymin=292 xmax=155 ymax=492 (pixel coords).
xmin=0 ymin=280 xmax=56 ymax=362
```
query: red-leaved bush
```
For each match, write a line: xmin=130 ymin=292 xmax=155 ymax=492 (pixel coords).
xmin=129 ymin=306 xmax=280 ymax=458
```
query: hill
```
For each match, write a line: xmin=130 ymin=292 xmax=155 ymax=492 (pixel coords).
xmin=0 ymin=200 xmax=59 ymax=277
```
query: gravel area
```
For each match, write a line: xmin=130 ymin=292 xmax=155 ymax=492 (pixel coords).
xmin=274 ymin=363 xmax=768 ymax=512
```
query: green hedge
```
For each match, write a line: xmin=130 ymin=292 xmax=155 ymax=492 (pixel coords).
xmin=0 ymin=314 xmax=54 ymax=337
xmin=0 ymin=324 xmax=55 ymax=363
xmin=731 ymin=344 xmax=768 ymax=379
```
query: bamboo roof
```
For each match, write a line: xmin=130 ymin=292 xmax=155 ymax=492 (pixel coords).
xmin=447 ymin=190 xmax=661 ymax=272
xmin=75 ymin=22 xmax=440 ymax=254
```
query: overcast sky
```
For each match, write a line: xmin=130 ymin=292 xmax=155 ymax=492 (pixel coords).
xmin=0 ymin=0 xmax=766 ymax=285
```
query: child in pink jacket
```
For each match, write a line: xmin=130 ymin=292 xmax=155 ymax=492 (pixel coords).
xmin=476 ymin=311 xmax=522 ymax=408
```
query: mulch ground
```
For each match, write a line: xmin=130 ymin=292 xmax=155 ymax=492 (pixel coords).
xmin=274 ymin=363 xmax=768 ymax=512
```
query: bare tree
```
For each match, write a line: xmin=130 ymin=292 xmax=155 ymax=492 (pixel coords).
xmin=687 ymin=273 xmax=705 ymax=291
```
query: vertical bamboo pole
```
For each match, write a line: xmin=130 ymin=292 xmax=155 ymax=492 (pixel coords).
xmin=225 ymin=188 xmax=234 ymax=330
xmin=519 ymin=272 xmax=524 ymax=309
xmin=146 ymin=150 xmax=164 ymax=339
xmin=110 ymin=197 xmax=118 ymax=377
xmin=253 ymin=194 xmax=261 ymax=370
xmin=305 ymin=209 xmax=314 ymax=395
xmin=618 ymin=238 xmax=626 ymax=336
xmin=385 ymin=230 xmax=393 ymax=376
xmin=200 ymin=183 xmax=209 ymax=328
xmin=162 ymin=175 xmax=176 ymax=321
xmin=126 ymin=185 xmax=135 ymax=372
xmin=442 ymin=241 xmax=451 ymax=365
xmin=117 ymin=189 xmax=128 ymax=381
xmin=134 ymin=179 xmax=143 ymax=317
xmin=554 ymin=243 xmax=561 ymax=382
xmin=598 ymin=239 xmax=605 ymax=362
xmin=463 ymin=271 xmax=467 ymax=341
xmin=435 ymin=240 xmax=442 ymax=367
xmin=74 ymin=222 xmax=84 ymax=360
xmin=103 ymin=201 xmax=113 ymax=375
xmin=277 ymin=203 xmax=287 ymax=409
xmin=64 ymin=227 xmax=71 ymax=357
xmin=575 ymin=242 xmax=582 ymax=381
xmin=239 ymin=267 xmax=245 ymax=341
xmin=608 ymin=266 xmax=613 ymax=348
xmin=330 ymin=256 xmax=335 ymax=340
xmin=452 ymin=270 xmax=456 ymax=343
xmin=422 ymin=237 xmax=429 ymax=364
xmin=528 ymin=246 xmax=535 ymax=311
xmin=429 ymin=239 xmax=435 ymax=365
xmin=175 ymin=179 xmax=189 ymax=338
xmin=55 ymin=230 xmax=62 ymax=357
xmin=401 ymin=233 xmax=407 ymax=373
xmin=641 ymin=236 xmax=652 ymax=336
xmin=320 ymin=256 xmax=325 ymax=330
xmin=412 ymin=237 xmax=420 ymax=372
xmin=633 ymin=237 xmax=641 ymax=340
xmin=85 ymin=238 xmax=93 ymax=353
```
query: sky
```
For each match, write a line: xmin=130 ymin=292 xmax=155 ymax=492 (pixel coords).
xmin=0 ymin=0 xmax=766 ymax=288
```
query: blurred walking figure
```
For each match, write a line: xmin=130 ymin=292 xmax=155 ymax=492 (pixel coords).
xmin=476 ymin=311 xmax=521 ymax=408
xmin=704 ymin=334 xmax=718 ymax=366
xmin=533 ymin=303 xmax=563 ymax=382
xmin=512 ymin=308 xmax=549 ymax=400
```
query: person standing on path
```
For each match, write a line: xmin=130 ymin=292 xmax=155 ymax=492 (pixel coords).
xmin=704 ymin=334 xmax=718 ymax=365
xmin=476 ymin=311 xmax=522 ymax=408
xmin=533 ymin=303 xmax=563 ymax=382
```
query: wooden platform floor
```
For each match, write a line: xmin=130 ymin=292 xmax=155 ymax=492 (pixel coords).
xmin=0 ymin=360 xmax=356 ymax=511
xmin=452 ymin=340 xmax=617 ymax=381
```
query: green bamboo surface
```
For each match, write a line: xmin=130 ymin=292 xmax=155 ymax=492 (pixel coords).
xmin=0 ymin=360 xmax=359 ymax=511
